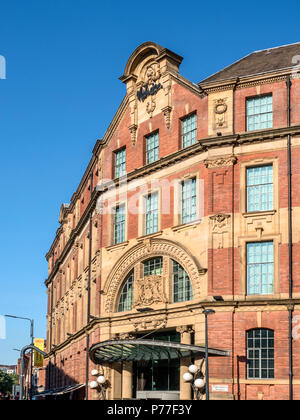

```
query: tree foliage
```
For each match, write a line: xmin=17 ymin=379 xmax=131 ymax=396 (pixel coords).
xmin=0 ymin=371 xmax=18 ymax=394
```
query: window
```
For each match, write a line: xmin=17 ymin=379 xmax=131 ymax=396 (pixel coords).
xmin=246 ymin=95 xmax=273 ymax=131
xmin=146 ymin=132 xmax=159 ymax=164
xmin=113 ymin=205 xmax=125 ymax=245
xmin=247 ymin=165 xmax=273 ymax=212
xmin=118 ymin=271 xmax=134 ymax=312
xmin=247 ymin=329 xmax=274 ymax=379
xmin=173 ymin=260 xmax=193 ymax=302
xmin=181 ymin=113 xmax=197 ymax=148
xmin=114 ymin=148 xmax=126 ymax=178
xmin=145 ymin=192 xmax=159 ymax=235
xmin=247 ymin=241 xmax=274 ymax=295
xmin=143 ymin=257 xmax=163 ymax=276
xmin=181 ymin=178 xmax=197 ymax=224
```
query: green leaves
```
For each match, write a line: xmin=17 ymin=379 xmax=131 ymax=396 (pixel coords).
xmin=0 ymin=371 xmax=18 ymax=394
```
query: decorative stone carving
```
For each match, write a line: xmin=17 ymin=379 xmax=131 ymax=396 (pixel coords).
xmin=77 ymin=277 xmax=82 ymax=298
xmin=204 ymin=155 xmax=237 ymax=169
xmin=176 ymin=325 xmax=194 ymax=335
xmin=132 ymin=314 xmax=167 ymax=332
xmin=146 ymin=97 xmax=156 ymax=117
xmin=210 ymin=214 xmax=231 ymax=249
xmin=104 ymin=239 xmax=205 ymax=313
xmin=143 ymin=238 xmax=152 ymax=253
xmin=214 ymin=98 xmax=228 ymax=129
xmin=113 ymin=332 xmax=136 ymax=340
xmin=69 ymin=288 xmax=75 ymax=306
xmin=133 ymin=275 xmax=167 ymax=308
xmin=129 ymin=124 xmax=138 ymax=146
xmin=64 ymin=293 xmax=69 ymax=312
xmin=210 ymin=214 xmax=231 ymax=232
xmin=162 ymin=105 xmax=172 ymax=129
xmin=91 ymin=251 xmax=101 ymax=283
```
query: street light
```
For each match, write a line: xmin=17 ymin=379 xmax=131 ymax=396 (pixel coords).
xmin=5 ymin=315 xmax=34 ymax=400
xmin=202 ymin=308 xmax=215 ymax=400
xmin=89 ymin=369 xmax=108 ymax=400
xmin=182 ymin=363 xmax=205 ymax=400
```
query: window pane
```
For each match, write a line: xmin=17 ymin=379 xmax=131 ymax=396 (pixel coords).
xmin=115 ymin=148 xmax=126 ymax=178
xmin=182 ymin=178 xmax=197 ymax=224
xmin=145 ymin=192 xmax=159 ymax=235
xmin=172 ymin=260 xmax=193 ymax=302
xmin=247 ymin=241 xmax=274 ymax=295
xmin=247 ymin=165 xmax=273 ymax=212
xmin=247 ymin=95 xmax=273 ymax=132
xmin=118 ymin=271 xmax=134 ymax=312
xmin=144 ymin=257 xmax=163 ymax=276
xmin=247 ymin=329 xmax=274 ymax=379
xmin=114 ymin=205 xmax=125 ymax=244
xmin=146 ymin=132 xmax=159 ymax=164
xmin=182 ymin=113 xmax=197 ymax=148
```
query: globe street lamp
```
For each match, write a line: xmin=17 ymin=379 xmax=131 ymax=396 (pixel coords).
xmin=89 ymin=369 xmax=108 ymax=400
xmin=182 ymin=363 xmax=205 ymax=400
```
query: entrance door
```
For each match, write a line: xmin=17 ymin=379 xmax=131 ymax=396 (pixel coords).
xmin=133 ymin=331 xmax=180 ymax=400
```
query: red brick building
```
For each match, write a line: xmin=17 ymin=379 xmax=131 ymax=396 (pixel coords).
xmin=43 ymin=41 xmax=300 ymax=400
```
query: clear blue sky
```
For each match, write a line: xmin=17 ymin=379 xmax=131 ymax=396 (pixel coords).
xmin=0 ymin=0 xmax=300 ymax=365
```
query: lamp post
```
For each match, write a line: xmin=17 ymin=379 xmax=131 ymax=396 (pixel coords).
xmin=202 ymin=309 xmax=215 ymax=401
xmin=6 ymin=315 xmax=34 ymax=400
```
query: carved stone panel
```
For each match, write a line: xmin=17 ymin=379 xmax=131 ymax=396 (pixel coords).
xmin=209 ymin=214 xmax=231 ymax=249
xmin=208 ymin=90 xmax=233 ymax=136
xmin=133 ymin=275 xmax=167 ymax=308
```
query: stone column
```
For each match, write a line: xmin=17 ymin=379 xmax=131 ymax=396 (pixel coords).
xmin=111 ymin=362 xmax=122 ymax=400
xmin=177 ymin=326 xmax=194 ymax=400
xmin=122 ymin=362 xmax=133 ymax=399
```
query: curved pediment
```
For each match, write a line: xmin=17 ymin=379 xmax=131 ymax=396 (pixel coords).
xmin=120 ymin=41 xmax=164 ymax=83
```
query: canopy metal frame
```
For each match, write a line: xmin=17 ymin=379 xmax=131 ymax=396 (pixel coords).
xmin=89 ymin=339 xmax=230 ymax=364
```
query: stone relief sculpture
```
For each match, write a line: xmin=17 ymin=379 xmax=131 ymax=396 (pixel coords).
xmin=133 ymin=275 xmax=167 ymax=308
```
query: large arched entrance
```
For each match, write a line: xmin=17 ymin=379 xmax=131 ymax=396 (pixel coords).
xmin=90 ymin=239 xmax=228 ymax=400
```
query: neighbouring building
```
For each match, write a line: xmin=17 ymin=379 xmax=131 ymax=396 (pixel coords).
xmin=42 ymin=41 xmax=300 ymax=400
xmin=0 ymin=365 xmax=17 ymax=375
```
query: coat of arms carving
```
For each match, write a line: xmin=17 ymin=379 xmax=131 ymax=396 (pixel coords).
xmin=134 ymin=275 xmax=167 ymax=308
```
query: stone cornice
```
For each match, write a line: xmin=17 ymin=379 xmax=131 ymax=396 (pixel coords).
xmin=199 ymin=68 xmax=292 ymax=93
xmin=45 ymin=298 xmax=299 ymax=358
xmin=45 ymin=124 xmax=300 ymax=281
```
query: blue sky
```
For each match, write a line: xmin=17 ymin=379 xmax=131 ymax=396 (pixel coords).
xmin=1 ymin=0 xmax=300 ymax=365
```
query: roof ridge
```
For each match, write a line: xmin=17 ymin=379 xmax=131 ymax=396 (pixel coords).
xmin=253 ymin=41 xmax=300 ymax=54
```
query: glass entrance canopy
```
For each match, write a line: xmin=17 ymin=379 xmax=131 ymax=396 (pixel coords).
xmin=89 ymin=339 xmax=230 ymax=364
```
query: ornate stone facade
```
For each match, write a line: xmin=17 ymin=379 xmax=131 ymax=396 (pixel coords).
xmin=44 ymin=41 xmax=300 ymax=401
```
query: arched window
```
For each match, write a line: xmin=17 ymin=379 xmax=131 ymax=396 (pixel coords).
xmin=172 ymin=260 xmax=193 ymax=302
xmin=143 ymin=257 xmax=163 ymax=276
xmin=117 ymin=271 xmax=134 ymax=312
xmin=247 ymin=328 xmax=274 ymax=379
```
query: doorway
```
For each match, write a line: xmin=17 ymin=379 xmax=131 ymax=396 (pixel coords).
xmin=132 ymin=331 xmax=180 ymax=400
